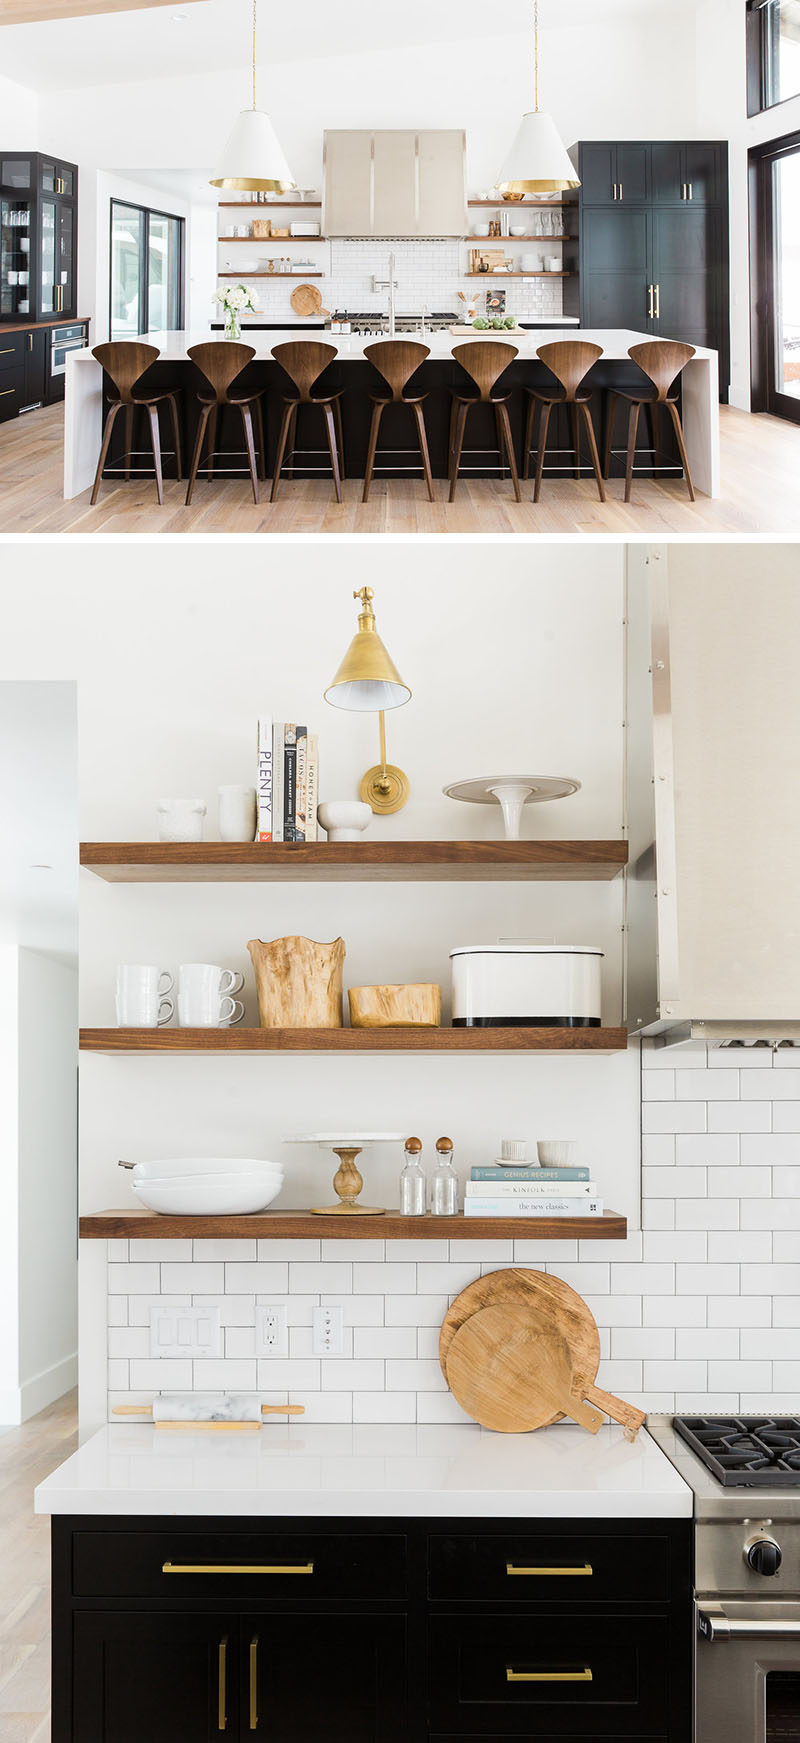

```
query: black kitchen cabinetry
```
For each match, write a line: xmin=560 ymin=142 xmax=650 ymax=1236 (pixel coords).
xmin=52 ymin=1514 xmax=692 ymax=1743
xmin=0 ymin=319 xmax=89 ymax=422
xmin=565 ymin=141 xmax=730 ymax=398
xmin=1 ymin=150 xmax=79 ymax=325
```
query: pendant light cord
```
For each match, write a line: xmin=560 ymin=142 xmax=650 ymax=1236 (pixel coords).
xmin=534 ymin=0 xmax=540 ymax=111
xmin=252 ymin=0 xmax=257 ymax=110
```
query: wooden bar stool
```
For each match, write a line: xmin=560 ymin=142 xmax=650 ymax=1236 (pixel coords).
xmin=90 ymin=341 xmax=181 ymax=506
xmin=185 ymin=342 xmax=265 ymax=506
xmin=603 ymin=340 xmax=697 ymax=502
xmin=523 ymin=341 xmax=605 ymax=503
xmin=448 ymin=342 xmax=521 ymax=502
xmin=362 ymin=340 xmax=434 ymax=502
xmin=270 ymin=341 xmax=345 ymax=503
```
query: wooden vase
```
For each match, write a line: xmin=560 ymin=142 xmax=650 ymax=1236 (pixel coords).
xmin=247 ymin=935 xmax=345 ymax=1028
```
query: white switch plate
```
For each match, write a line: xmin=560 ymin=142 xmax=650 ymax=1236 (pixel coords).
xmin=256 ymin=1304 xmax=289 ymax=1358
xmin=149 ymin=1305 xmax=221 ymax=1359
xmin=312 ymin=1303 xmax=343 ymax=1356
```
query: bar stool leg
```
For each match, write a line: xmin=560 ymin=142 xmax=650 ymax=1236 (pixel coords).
xmin=239 ymin=403 xmax=260 ymax=506
xmin=90 ymin=402 xmax=121 ymax=505
xmin=270 ymin=401 xmax=295 ymax=502
xmin=185 ymin=403 xmax=213 ymax=506
xmin=523 ymin=395 xmax=537 ymax=481
xmin=362 ymin=400 xmax=386 ymax=503
xmin=603 ymin=392 xmax=619 ymax=480
xmin=253 ymin=396 xmax=266 ymax=482
xmin=667 ymin=400 xmax=696 ymax=501
xmin=494 ymin=404 xmax=507 ymax=480
xmin=206 ymin=406 xmax=218 ymax=483
xmin=581 ymin=402 xmax=606 ymax=503
xmin=625 ymin=402 xmax=641 ymax=503
xmin=571 ymin=403 xmax=581 ymax=481
xmin=124 ymin=403 xmax=134 ymax=483
xmin=412 ymin=402 xmax=435 ymax=503
xmin=333 ymin=397 xmax=346 ymax=481
xmin=646 ymin=401 xmax=659 ymax=478
xmin=286 ymin=403 xmax=299 ymax=481
xmin=533 ymin=401 xmax=553 ymax=503
xmin=497 ymin=402 xmax=521 ymax=503
xmin=448 ymin=401 xmax=470 ymax=503
xmin=322 ymin=403 xmax=343 ymax=503
xmin=167 ymin=394 xmax=183 ymax=482
xmin=146 ymin=404 xmax=164 ymax=506
xmin=448 ymin=397 xmax=458 ymax=481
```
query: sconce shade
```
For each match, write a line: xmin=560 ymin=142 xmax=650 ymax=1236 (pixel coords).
xmin=325 ymin=596 xmax=411 ymax=713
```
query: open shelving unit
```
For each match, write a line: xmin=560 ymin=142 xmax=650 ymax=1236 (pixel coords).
xmin=80 ymin=1025 xmax=627 ymax=1056
xmin=81 ymin=1207 xmax=627 ymax=1242
xmin=80 ymin=839 xmax=628 ymax=882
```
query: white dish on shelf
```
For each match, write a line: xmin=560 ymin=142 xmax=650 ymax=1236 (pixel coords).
xmin=443 ymin=776 xmax=581 ymax=840
xmin=124 ymin=1157 xmax=282 ymax=1181
xmin=132 ymin=1174 xmax=283 ymax=1215
xmin=284 ymin=1132 xmax=405 ymax=1145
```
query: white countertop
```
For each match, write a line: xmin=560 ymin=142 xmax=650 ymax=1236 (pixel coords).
xmin=73 ymin=327 xmax=715 ymax=365
xmin=35 ymin=1422 xmax=691 ymax=1519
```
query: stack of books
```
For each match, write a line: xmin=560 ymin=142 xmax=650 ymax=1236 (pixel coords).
xmin=257 ymin=716 xmax=319 ymax=843
xmin=464 ymin=1164 xmax=603 ymax=1218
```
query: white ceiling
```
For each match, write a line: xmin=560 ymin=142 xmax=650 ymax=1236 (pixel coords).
xmin=1 ymin=0 xmax=673 ymax=92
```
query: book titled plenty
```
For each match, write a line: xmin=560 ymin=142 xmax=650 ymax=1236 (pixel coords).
xmin=465 ymin=1179 xmax=596 ymax=1198
xmin=464 ymin=1197 xmax=604 ymax=1217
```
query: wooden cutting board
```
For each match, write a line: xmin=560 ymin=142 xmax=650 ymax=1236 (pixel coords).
xmin=445 ymin=1304 xmax=603 ymax=1435
xmin=290 ymin=282 xmax=323 ymax=317
xmin=439 ymin=1268 xmax=601 ymax=1425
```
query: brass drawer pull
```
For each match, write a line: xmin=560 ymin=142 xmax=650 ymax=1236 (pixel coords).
xmin=507 ymin=1668 xmax=593 ymax=1683
xmin=0 ymin=388 xmax=14 ymax=397
xmin=250 ymin=1637 xmax=258 ymax=1731
xmin=506 ymin=1563 xmax=593 ymax=1577
xmin=218 ymin=1637 xmax=228 ymax=1732
xmin=0 ymin=347 xmax=15 ymax=355
xmin=162 ymin=1561 xmax=314 ymax=1575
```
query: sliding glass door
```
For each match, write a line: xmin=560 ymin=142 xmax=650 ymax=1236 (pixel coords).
xmin=110 ymin=200 xmax=184 ymax=340
xmin=750 ymin=130 xmax=800 ymax=424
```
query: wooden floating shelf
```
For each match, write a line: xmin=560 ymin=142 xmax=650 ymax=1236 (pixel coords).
xmin=218 ymin=201 xmax=322 ymax=209
xmin=80 ymin=1207 xmax=628 ymax=1242
xmin=462 ymin=235 xmax=575 ymax=242
xmin=80 ymin=1026 xmax=628 ymax=1055
xmin=465 ymin=272 xmax=574 ymax=280
xmin=467 ymin=199 xmax=570 ymax=208
xmin=80 ymin=840 xmax=628 ymax=883
xmin=220 ymin=236 xmax=328 ymax=243
xmin=218 ymin=272 xmax=324 ymax=280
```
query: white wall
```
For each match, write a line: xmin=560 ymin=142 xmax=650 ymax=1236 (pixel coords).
xmin=77 ymin=170 xmax=193 ymax=343
xmin=0 ymin=71 xmax=38 ymax=140
xmin=0 ymin=949 xmax=21 ymax=1422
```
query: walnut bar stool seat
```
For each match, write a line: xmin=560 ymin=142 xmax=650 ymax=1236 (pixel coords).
xmin=270 ymin=341 xmax=345 ymax=503
xmin=603 ymin=340 xmax=696 ymax=502
xmin=185 ymin=342 xmax=265 ymax=506
xmin=523 ymin=340 xmax=605 ymax=503
xmin=362 ymin=340 xmax=434 ymax=502
xmin=90 ymin=341 xmax=182 ymax=506
xmin=448 ymin=341 xmax=521 ymax=503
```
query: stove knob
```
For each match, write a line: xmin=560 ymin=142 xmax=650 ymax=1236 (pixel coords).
xmin=745 ymin=1534 xmax=782 ymax=1577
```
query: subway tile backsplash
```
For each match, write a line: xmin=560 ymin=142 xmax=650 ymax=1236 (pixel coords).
xmin=106 ymin=1044 xmax=800 ymax=1423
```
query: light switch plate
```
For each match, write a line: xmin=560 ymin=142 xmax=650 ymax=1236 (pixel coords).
xmin=149 ymin=1305 xmax=221 ymax=1359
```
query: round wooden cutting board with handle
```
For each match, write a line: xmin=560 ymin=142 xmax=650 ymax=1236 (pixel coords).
xmin=290 ymin=283 xmax=325 ymax=318
xmin=439 ymin=1268 xmax=601 ymax=1422
xmin=446 ymin=1303 xmax=604 ymax=1435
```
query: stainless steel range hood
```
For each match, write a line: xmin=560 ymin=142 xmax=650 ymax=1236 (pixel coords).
xmin=625 ymin=546 xmax=800 ymax=1046
xmin=323 ymin=130 xmax=467 ymax=238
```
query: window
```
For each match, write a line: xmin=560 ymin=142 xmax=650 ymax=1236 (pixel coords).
xmin=110 ymin=200 xmax=184 ymax=339
xmin=748 ymin=0 xmax=800 ymax=114
xmin=749 ymin=129 xmax=800 ymax=423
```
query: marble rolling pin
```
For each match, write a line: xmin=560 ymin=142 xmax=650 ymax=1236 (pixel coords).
xmin=113 ymin=1394 xmax=305 ymax=1430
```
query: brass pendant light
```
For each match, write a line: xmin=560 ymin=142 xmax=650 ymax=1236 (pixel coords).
xmin=324 ymin=588 xmax=411 ymax=815
xmin=496 ymin=0 xmax=580 ymax=195
xmin=210 ymin=0 xmax=296 ymax=193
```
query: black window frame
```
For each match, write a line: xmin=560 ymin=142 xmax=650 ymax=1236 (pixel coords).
xmin=109 ymin=198 xmax=185 ymax=339
xmin=748 ymin=125 xmax=800 ymax=423
xmin=747 ymin=0 xmax=800 ymax=116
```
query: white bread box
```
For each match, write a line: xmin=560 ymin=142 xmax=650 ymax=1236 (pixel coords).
xmin=450 ymin=944 xmax=603 ymax=1028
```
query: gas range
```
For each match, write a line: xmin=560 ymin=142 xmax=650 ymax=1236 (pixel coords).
xmin=675 ymin=1416 xmax=800 ymax=1488
xmin=338 ymin=311 xmax=457 ymax=336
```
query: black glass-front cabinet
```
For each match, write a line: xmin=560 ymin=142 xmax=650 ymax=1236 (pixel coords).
xmin=0 ymin=151 xmax=78 ymax=323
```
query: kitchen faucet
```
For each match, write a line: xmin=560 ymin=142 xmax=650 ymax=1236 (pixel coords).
xmin=373 ymin=253 xmax=397 ymax=336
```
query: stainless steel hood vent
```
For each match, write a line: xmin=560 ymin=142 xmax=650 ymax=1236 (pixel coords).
xmin=625 ymin=547 xmax=800 ymax=1047
xmin=323 ymin=130 xmax=467 ymax=238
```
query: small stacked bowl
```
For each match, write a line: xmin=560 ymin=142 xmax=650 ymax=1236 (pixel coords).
xmin=129 ymin=1157 xmax=284 ymax=1216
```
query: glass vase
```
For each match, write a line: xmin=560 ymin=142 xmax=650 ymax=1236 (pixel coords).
xmin=225 ymin=311 xmax=242 ymax=341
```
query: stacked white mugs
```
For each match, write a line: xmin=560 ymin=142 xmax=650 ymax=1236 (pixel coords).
xmin=177 ymin=964 xmax=245 ymax=1027
xmin=116 ymin=966 xmax=174 ymax=1028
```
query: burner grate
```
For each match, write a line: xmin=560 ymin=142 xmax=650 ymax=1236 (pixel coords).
xmin=675 ymin=1417 xmax=800 ymax=1487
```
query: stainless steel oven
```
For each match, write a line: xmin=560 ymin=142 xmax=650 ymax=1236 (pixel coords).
xmin=697 ymin=1602 xmax=800 ymax=1742
xmin=50 ymin=323 xmax=86 ymax=377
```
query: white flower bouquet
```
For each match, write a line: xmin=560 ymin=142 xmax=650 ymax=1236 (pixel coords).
xmin=214 ymin=282 xmax=260 ymax=340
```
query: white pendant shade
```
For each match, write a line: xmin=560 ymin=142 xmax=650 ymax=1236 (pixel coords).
xmin=496 ymin=108 xmax=579 ymax=195
xmin=210 ymin=107 xmax=296 ymax=193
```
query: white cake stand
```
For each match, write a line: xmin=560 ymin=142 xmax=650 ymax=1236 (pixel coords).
xmin=283 ymin=1132 xmax=406 ymax=1216
xmin=443 ymin=776 xmax=581 ymax=841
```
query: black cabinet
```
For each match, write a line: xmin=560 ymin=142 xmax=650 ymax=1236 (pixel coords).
xmin=0 ymin=148 xmax=78 ymax=323
xmin=52 ymin=1514 xmax=691 ymax=1743
xmin=568 ymin=140 xmax=730 ymax=396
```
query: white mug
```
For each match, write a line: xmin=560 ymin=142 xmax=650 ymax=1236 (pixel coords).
xmin=218 ymin=785 xmax=257 ymax=842
xmin=116 ymin=965 xmax=174 ymax=1028
xmin=157 ymin=798 xmax=207 ymax=843
xmin=178 ymin=963 xmax=245 ymax=1027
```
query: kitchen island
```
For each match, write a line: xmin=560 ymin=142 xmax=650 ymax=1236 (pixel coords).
xmin=65 ymin=326 xmax=720 ymax=499
xmin=37 ymin=1423 xmax=692 ymax=1742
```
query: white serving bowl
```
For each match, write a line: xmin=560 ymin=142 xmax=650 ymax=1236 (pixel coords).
xmin=510 ymin=226 xmax=526 ymax=237
xmin=129 ymin=1157 xmax=281 ymax=1181
xmin=132 ymin=1174 xmax=283 ymax=1215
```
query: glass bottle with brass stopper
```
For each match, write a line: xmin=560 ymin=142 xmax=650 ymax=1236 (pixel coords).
xmin=431 ymin=1136 xmax=459 ymax=1217
xmin=399 ymin=1136 xmax=426 ymax=1217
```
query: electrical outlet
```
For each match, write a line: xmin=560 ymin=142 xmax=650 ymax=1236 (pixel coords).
xmin=312 ymin=1304 xmax=343 ymax=1356
xmin=149 ymin=1306 xmax=221 ymax=1359
xmin=256 ymin=1304 xmax=288 ymax=1358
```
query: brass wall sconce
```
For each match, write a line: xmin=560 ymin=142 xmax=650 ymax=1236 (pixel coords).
xmin=324 ymin=587 xmax=412 ymax=815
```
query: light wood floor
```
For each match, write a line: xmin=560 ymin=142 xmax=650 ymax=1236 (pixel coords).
xmin=0 ymin=1392 xmax=77 ymax=1743
xmin=0 ymin=401 xmax=797 ymax=535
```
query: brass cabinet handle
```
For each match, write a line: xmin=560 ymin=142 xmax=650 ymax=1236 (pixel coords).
xmin=618 ymin=181 xmax=623 ymax=200
xmin=688 ymin=182 xmax=693 ymax=200
xmin=655 ymin=283 xmax=661 ymax=319
xmin=507 ymin=1562 xmax=593 ymax=1578
xmin=0 ymin=347 xmax=14 ymax=355
xmin=612 ymin=182 xmax=617 ymax=201
xmin=162 ymin=1561 xmax=314 ymax=1576
xmin=0 ymin=389 xmax=14 ymax=397
xmin=27 ymin=333 xmax=33 ymax=351
xmin=507 ymin=1667 xmax=593 ymax=1683
xmin=647 ymin=284 xmax=654 ymax=319
xmin=218 ymin=1638 xmax=228 ymax=1732
xmin=250 ymin=1638 xmax=258 ymax=1731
